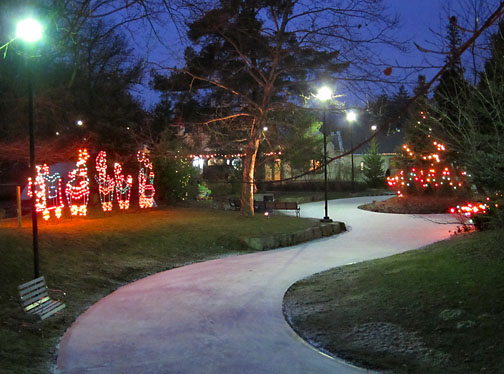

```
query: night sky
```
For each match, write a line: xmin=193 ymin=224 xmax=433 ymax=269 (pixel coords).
xmin=132 ymin=0 xmax=493 ymax=108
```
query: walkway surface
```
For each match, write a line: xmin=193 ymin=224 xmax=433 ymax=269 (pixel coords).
xmin=57 ymin=196 xmax=459 ymax=374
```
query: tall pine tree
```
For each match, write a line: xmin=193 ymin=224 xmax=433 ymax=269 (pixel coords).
xmin=153 ymin=0 xmax=400 ymax=216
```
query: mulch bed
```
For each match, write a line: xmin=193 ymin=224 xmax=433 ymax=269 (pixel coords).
xmin=359 ymin=195 xmax=467 ymax=214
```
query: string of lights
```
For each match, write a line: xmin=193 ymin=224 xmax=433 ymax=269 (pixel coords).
xmin=114 ymin=162 xmax=133 ymax=210
xmin=137 ymin=150 xmax=156 ymax=209
xmin=66 ymin=149 xmax=90 ymax=216
xmin=95 ymin=151 xmax=115 ymax=212
xmin=27 ymin=164 xmax=64 ymax=221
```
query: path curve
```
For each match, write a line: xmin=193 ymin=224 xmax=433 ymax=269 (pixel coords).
xmin=57 ymin=196 xmax=459 ymax=373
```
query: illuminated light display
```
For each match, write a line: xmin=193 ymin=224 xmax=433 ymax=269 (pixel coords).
xmin=114 ymin=162 xmax=133 ymax=210
xmin=137 ymin=150 xmax=156 ymax=209
xmin=450 ymin=202 xmax=488 ymax=217
xmin=387 ymin=140 xmax=467 ymax=197
xmin=66 ymin=149 xmax=90 ymax=216
xmin=188 ymin=153 xmax=247 ymax=159
xmin=95 ymin=151 xmax=115 ymax=212
xmin=187 ymin=151 xmax=281 ymax=159
xmin=27 ymin=164 xmax=64 ymax=221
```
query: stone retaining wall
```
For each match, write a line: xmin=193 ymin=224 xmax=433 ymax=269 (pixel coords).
xmin=242 ymin=221 xmax=346 ymax=251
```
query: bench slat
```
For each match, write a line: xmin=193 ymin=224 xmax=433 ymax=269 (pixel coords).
xmin=24 ymin=296 xmax=51 ymax=312
xmin=18 ymin=276 xmax=66 ymax=320
xmin=40 ymin=302 xmax=66 ymax=320
xmin=20 ymin=288 xmax=49 ymax=306
xmin=19 ymin=281 xmax=47 ymax=297
xmin=18 ymin=276 xmax=46 ymax=292
xmin=35 ymin=300 xmax=62 ymax=315
xmin=28 ymin=299 xmax=65 ymax=318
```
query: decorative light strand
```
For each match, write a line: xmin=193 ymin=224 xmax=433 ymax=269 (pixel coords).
xmin=66 ymin=149 xmax=90 ymax=216
xmin=28 ymin=164 xmax=64 ymax=221
xmin=450 ymin=202 xmax=488 ymax=217
xmin=387 ymin=139 xmax=467 ymax=197
xmin=187 ymin=151 xmax=282 ymax=159
xmin=114 ymin=162 xmax=133 ymax=210
xmin=95 ymin=151 xmax=115 ymax=212
xmin=137 ymin=150 xmax=156 ymax=209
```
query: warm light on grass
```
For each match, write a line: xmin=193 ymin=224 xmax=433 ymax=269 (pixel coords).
xmin=0 ymin=206 xmax=318 ymax=372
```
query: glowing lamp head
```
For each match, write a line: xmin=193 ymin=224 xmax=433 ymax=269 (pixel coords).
xmin=316 ymin=86 xmax=332 ymax=102
xmin=76 ymin=120 xmax=83 ymax=126
xmin=371 ymin=125 xmax=377 ymax=131
xmin=16 ymin=18 xmax=43 ymax=43
xmin=346 ymin=111 xmax=357 ymax=122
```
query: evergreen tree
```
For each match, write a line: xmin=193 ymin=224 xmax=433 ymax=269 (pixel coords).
xmin=433 ymin=16 xmax=469 ymax=163
xmin=362 ymin=138 xmax=384 ymax=188
xmin=153 ymin=0 xmax=399 ymax=216
xmin=390 ymin=84 xmax=410 ymax=131
xmin=399 ymin=74 xmax=433 ymax=171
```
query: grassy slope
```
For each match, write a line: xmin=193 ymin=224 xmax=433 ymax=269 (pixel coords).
xmin=284 ymin=230 xmax=504 ymax=374
xmin=0 ymin=207 xmax=317 ymax=374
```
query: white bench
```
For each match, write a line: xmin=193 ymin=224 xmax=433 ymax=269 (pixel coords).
xmin=18 ymin=276 xmax=66 ymax=320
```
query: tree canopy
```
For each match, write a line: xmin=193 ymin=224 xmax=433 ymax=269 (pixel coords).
xmin=153 ymin=0 xmax=401 ymax=215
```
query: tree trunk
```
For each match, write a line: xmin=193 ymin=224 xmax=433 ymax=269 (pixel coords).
xmin=240 ymin=136 xmax=261 ymax=216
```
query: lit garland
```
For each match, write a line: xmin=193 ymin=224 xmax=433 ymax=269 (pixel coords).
xmin=28 ymin=164 xmax=64 ymax=221
xmin=114 ymin=162 xmax=133 ymax=210
xmin=66 ymin=149 xmax=90 ymax=216
xmin=137 ymin=150 xmax=155 ymax=208
xmin=387 ymin=140 xmax=467 ymax=198
xmin=187 ymin=151 xmax=282 ymax=159
xmin=95 ymin=151 xmax=115 ymax=212
xmin=188 ymin=153 xmax=246 ymax=159
xmin=450 ymin=202 xmax=488 ymax=217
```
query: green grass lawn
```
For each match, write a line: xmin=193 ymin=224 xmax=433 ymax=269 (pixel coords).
xmin=0 ymin=206 xmax=317 ymax=374
xmin=284 ymin=230 xmax=504 ymax=374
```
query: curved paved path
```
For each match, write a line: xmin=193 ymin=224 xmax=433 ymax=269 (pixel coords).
xmin=57 ymin=196 xmax=459 ymax=373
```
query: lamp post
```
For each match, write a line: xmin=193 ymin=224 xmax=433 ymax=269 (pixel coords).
xmin=17 ymin=17 xmax=43 ymax=279
xmin=316 ymin=86 xmax=332 ymax=222
xmin=346 ymin=111 xmax=357 ymax=193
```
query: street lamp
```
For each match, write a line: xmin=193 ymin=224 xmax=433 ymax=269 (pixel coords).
xmin=316 ymin=86 xmax=333 ymax=222
xmin=346 ymin=111 xmax=357 ymax=193
xmin=17 ymin=17 xmax=43 ymax=279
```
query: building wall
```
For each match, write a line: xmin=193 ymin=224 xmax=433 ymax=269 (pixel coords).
xmin=263 ymin=149 xmax=396 ymax=182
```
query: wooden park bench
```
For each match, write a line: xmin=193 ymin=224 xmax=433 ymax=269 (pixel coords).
xmin=18 ymin=276 xmax=66 ymax=320
xmin=228 ymin=198 xmax=270 ymax=213
xmin=265 ymin=201 xmax=300 ymax=217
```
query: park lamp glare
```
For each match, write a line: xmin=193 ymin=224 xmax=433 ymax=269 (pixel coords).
xmin=76 ymin=120 xmax=84 ymax=126
xmin=371 ymin=125 xmax=377 ymax=131
xmin=316 ymin=86 xmax=332 ymax=102
xmin=16 ymin=18 xmax=43 ymax=43
xmin=346 ymin=111 xmax=357 ymax=122
xmin=263 ymin=126 xmax=268 ymax=131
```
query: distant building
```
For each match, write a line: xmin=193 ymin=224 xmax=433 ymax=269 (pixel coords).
xmin=264 ymin=111 xmax=404 ymax=182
